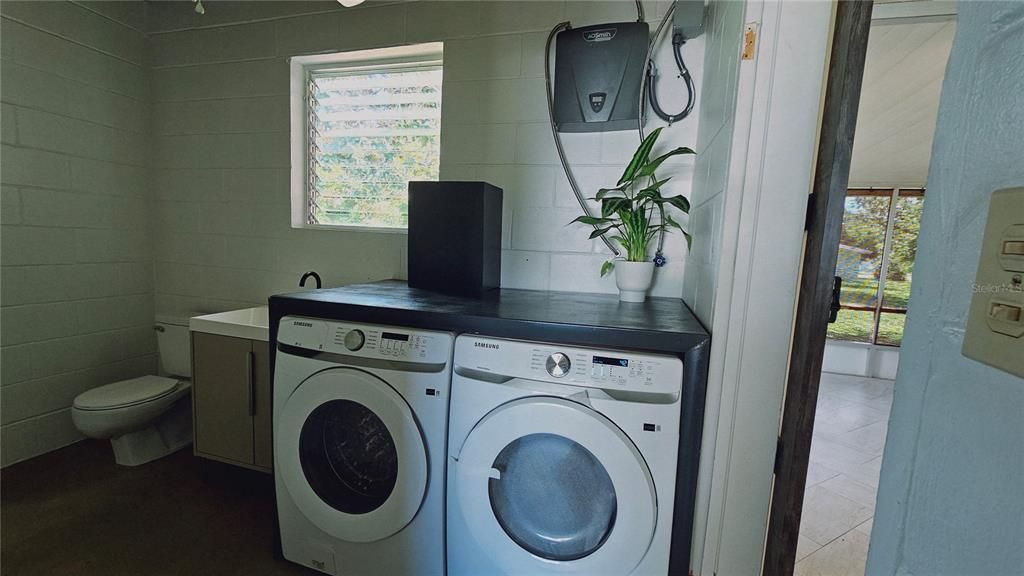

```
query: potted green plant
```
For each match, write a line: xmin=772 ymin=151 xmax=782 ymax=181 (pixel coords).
xmin=571 ymin=127 xmax=694 ymax=302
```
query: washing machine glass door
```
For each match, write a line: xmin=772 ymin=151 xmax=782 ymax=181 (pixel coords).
xmin=277 ymin=367 xmax=428 ymax=543
xmin=454 ymin=396 xmax=657 ymax=574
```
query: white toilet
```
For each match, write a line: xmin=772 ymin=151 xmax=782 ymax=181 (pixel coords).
xmin=72 ymin=316 xmax=193 ymax=466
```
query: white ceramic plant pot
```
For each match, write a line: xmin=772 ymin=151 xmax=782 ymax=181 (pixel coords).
xmin=614 ymin=261 xmax=655 ymax=303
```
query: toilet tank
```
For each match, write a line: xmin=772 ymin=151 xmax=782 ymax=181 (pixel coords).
xmin=156 ymin=316 xmax=192 ymax=379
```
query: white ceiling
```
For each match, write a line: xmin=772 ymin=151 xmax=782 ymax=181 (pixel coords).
xmin=848 ymin=18 xmax=956 ymax=188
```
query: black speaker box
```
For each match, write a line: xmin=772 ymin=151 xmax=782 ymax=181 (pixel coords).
xmin=407 ymin=181 xmax=503 ymax=297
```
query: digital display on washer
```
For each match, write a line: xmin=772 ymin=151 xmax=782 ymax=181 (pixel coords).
xmin=592 ymin=355 xmax=629 ymax=367
xmin=381 ymin=332 xmax=409 ymax=342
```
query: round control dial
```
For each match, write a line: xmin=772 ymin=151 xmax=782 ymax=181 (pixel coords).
xmin=545 ymin=352 xmax=571 ymax=378
xmin=343 ymin=329 xmax=365 ymax=351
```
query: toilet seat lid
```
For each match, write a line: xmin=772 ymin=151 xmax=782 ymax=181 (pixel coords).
xmin=74 ymin=376 xmax=180 ymax=411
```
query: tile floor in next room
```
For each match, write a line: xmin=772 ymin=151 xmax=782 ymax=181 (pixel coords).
xmin=795 ymin=372 xmax=895 ymax=576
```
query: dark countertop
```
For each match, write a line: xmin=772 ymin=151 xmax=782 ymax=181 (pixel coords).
xmin=269 ymin=280 xmax=709 ymax=355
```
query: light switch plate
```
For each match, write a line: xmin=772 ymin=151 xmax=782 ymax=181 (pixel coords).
xmin=962 ymin=187 xmax=1024 ymax=378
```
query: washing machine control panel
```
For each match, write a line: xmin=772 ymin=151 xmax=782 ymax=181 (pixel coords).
xmin=545 ymin=352 xmax=572 ymax=377
xmin=278 ymin=316 xmax=452 ymax=365
xmin=456 ymin=336 xmax=683 ymax=395
xmin=531 ymin=349 xmax=666 ymax=389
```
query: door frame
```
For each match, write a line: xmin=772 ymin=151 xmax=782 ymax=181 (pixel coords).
xmin=689 ymin=1 xmax=837 ymax=573
xmin=763 ymin=1 xmax=875 ymax=574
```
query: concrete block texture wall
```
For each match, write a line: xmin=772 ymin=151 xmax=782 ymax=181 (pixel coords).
xmin=0 ymin=1 xmax=155 ymax=466
xmin=867 ymin=2 xmax=1024 ymax=574
xmin=146 ymin=0 xmax=701 ymax=320
xmin=1 ymin=0 xmax=708 ymax=465
xmin=680 ymin=0 xmax=743 ymax=326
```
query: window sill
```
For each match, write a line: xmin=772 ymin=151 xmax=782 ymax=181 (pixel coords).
xmin=293 ymin=223 xmax=408 ymax=235
xmin=825 ymin=338 xmax=901 ymax=351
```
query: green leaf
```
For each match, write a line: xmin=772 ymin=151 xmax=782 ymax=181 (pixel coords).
xmin=634 ymin=178 xmax=672 ymax=204
xmin=634 ymin=146 xmax=696 ymax=179
xmin=635 ymin=190 xmax=659 ymax=203
xmin=589 ymin=226 xmax=613 ymax=239
xmin=642 ymin=177 xmax=671 ymax=193
xmin=601 ymin=197 xmax=631 ymax=218
xmin=600 ymin=260 xmax=615 ymax=277
xmin=617 ymin=127 xmax=663 ymax=186
xmin=663 ymin=212 xmax=684 ymax=231
xmin=570 ymin=215 xmax=612 ymax=226
xmin=648 ymin=146 xmax=696 ymax=166
xmin=661 ymin=195 xmax=691 ymax=213
xmin=595 ymin=186 xmax=627 ymax=200
xmin=683 ymin=230 xmax=693 ymax=250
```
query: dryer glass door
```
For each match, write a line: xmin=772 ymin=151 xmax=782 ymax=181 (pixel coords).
xmin=453 ymin=396 xmax=657 ymax=575
xmin=489 ymin=432 xmax=617 ymax=561
xmin=299 ymin=399 xmax=398 ymax=514
xmin=277 ymin=368 xmax=428 ymax=543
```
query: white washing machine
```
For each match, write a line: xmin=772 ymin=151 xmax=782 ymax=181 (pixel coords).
xmin=447 ymin=335 xmax=684 ymax=576
xmin=273 ymin=316 xmax=453 ymax=575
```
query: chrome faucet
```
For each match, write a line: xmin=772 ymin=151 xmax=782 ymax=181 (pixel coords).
xmin=299 ymin=271 xmax=322 ymax=289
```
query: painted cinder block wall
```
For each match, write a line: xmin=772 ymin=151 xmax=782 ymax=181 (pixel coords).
xmin=1 ymin=0 xmax=711 ymax=465
xmin=867 ymin=1 xmax=1024 ymax=573
xmin=147 ymin=0 xmax=702 ymax=321
xmin=0 ymin=1 xmax=156 ymax=467
xmin=679 ymin=0 xmax=742 ymax=327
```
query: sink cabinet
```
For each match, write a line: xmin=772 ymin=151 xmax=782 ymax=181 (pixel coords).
xmin=191 ymin=332 xmax=272 ymax=472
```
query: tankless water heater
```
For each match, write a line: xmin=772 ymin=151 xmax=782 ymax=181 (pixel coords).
xmin=552 ymin=21 xmax=649 ymax=133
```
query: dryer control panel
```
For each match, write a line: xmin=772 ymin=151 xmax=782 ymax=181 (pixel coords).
xmin=455 ymin=335 xmax=683 ymax=395
xmin=278 ymin=316 xmax=452 ymax=365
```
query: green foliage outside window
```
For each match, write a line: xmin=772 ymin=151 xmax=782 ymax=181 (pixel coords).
xmin=827 ymin=190 xmax=923 ymax=346
xmin=308 ymin=67 xmax=442 ymax=228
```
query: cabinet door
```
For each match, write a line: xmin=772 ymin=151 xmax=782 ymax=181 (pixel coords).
xmin=192 ymin=332 xmax=254 ymax=465
xmin=252 ymin=340 xmax=273 ymax=471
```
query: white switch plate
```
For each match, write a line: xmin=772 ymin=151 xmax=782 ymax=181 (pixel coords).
xmin=962 ymin=187 xmax=1024 ymax=378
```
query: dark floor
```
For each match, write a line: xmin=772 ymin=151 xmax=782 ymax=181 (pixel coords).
xmin=1 ymin=440 xmax=312 ymax=575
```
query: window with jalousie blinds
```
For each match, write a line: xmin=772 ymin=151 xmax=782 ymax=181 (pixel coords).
xmin=307 ymin=64 xmax=442 ymax=229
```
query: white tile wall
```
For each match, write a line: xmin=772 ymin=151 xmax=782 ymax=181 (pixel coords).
xmin=0 ymin=0 xmax=155 ymax=467
xmin=680 ymin=0 xmax=745 ymax=325
xmin=1 ymin=0 xmax=716 ymax=465
xmin=149 ymin=0 xmax=704 ymax=314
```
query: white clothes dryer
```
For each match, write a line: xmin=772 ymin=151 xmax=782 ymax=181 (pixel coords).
xmin=446 ymin=334 xmax=684 ymax=576
xmin=274 ymin=317 xmax=452 ymax=575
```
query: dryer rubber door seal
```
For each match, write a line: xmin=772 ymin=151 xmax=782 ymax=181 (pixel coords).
xmin=277 ymin=367 xmax=428 ymax=543
xmin=452 ymin=396 xmax=656 ymax=574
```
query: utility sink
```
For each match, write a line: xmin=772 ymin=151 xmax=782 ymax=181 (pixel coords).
xmin=189 ymin=306 xmax=269 ymax=342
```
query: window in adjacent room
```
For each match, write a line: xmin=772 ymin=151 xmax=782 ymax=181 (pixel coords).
xmin=289 ymin=43 xmax=443 ymax=231
xmin=827 ymin=187 xmax=924 ymax=346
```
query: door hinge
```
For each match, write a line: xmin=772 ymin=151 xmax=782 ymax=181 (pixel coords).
xmin=773 ymin=436 xmax=784 ymax=475
xmin=804 ymin=193 xmax=817 ymax=230
xmin=742 ymin=23 xmax=758 ymax=60
xmin=828 ymin=275 xmax=843 ymax=323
